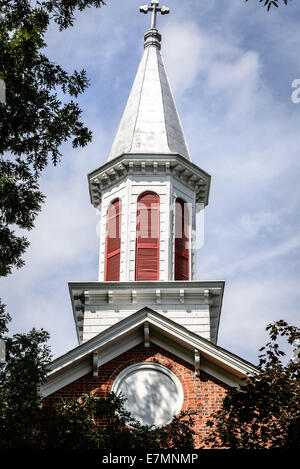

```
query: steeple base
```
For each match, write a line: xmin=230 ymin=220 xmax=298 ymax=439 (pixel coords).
xmin=69 ymin=280 xmax=225 ymax=346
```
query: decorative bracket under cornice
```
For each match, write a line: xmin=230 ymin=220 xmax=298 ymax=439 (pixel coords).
xmin=194 ymin=349 xmax=201 ymax=377
xmin=69 ymin=281 xmax=225 ymax=346
xmin=88 ymin=154 xmax=211 ymax=210
xmin=144 ymin=321 xmax=150 ymax=348
xmin=93 ymin=350 xmax=99 ymax=377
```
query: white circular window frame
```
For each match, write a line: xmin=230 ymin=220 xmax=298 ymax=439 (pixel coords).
xmin=111 ymin=362 xmax=184 ymax=427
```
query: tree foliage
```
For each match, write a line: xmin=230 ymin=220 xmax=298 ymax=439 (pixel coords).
xmin=0 ymin=298 xmax=52 ymax=447
xmin=0 ymin=302 xmax=195 ymax=449
xmin=42 ymin=393 xmax=196 ymax=450
xmin=245 ymin=0 xmax=289 ymax=11
xmin=0 ymin=0 xmax=105 ymax=276
xmin=205 ymin=320 xmax=300 ymax=449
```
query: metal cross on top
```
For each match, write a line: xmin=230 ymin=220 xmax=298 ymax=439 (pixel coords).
xmin=140 ymin=0 xmax=170 ymax=30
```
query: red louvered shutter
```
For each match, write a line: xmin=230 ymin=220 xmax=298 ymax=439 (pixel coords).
xmin=135 ymin=192 xmax=160 ymax=281
xmin=105 ymin=199 xmax=121 ymax=281
xmin=175 ymin=198 xmax=190 ymax=280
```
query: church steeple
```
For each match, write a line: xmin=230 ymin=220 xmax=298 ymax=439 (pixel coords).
xmin=43 ymin=5 xmax=255 ymax=437
xmin=88 ymin=2 xmax=211 ymax=289
xmin=72 ymin=3 xmax=224 ymax=348
xmin=108 ymin=0 xmax=190 ymax=162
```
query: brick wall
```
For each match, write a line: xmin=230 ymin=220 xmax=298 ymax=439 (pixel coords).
xmin=44 ymin=343 xmax=228 ymax=447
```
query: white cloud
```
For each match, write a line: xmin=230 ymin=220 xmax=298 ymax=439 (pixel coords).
xmin=213 ymin=233 xmax=300 ymax=279
xmin=161 ymin=22 xmax=204 ymax=95
xmin=162 ymin=21 xmax=263 ymax=120
xmin=235 ymin=212 xmax=280 ymax=238
xmin=44 ymin=6 xmax=129 ymax=70
xmin=219 ymin=276 xmax=299 ymax=363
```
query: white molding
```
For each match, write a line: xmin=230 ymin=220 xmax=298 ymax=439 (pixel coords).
xmin=88 ymin=154 xmax=211 ymax=210
xmin=42 ymin=307 xmax=256 ymax=398
xmin=42 ymin=357 xmax=92 ymax=398
xmin=93 ymin=350 xmax=99 ymax=377
xmin=69 ymin=280 xmax=225 ymax=344
xmin=144 ymin=321 xmax=150 ymax=348
xmin=194 ymin=349 xmax=200 ymax=377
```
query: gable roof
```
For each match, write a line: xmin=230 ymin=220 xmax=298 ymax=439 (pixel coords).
xmin=41 ymin=307 xmax=257 ymax=398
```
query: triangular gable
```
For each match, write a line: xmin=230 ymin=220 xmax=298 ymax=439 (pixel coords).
xmin=41 ymin=307 xmax=257 ymax=397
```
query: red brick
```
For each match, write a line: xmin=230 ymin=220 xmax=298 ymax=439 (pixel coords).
xmin=44 ymin=343 xmax=228 ymax=448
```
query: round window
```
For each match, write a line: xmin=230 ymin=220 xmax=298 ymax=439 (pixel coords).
xmin=111 ymin=362 xmax=183 ymax=427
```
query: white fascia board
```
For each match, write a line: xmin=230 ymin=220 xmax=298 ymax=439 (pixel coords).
xmin=42 ymin=332 xmax=143 ymax=398
xmin=42 ymin=357 xmax=92 ymax=398
xmin=47 ymin=307 xmax=255 ymax=385
xmin=69 ymin=280 xmax=225 ymax=345
xmin=88 ymin=154 xmax=211 ymax=208
xmin=47 ymin=309 xmax=151 ymax=376
xmin=150 ymin=332 xmax=243 ymax=387
xmin=69 ymin=280 xmax=225 ymax=314
xmin=88 ymin=153 xmax=211 ymax=186
xmin=145 ymin=311 xmax=257 ymax=377
xmin=69 ymin=280 xmax=225 ymax=290
xmin=68 ymin=283 xmax=81 ymax=344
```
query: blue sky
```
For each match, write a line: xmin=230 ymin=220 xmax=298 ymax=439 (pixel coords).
xmin=1 ymin=0 xmax=300 ymax=364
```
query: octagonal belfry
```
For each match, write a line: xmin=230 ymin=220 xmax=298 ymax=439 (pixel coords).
xmin=87 ymin=8 xmax=211 ymax=284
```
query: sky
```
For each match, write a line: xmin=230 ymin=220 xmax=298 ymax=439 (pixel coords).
xmin=1 ymin=0 xmax=300 ymax=365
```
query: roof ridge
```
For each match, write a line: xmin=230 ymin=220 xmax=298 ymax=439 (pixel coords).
xmin=128 ymin=46 xmax=151 ymax=154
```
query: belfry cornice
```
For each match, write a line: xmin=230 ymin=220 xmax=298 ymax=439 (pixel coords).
xmin=88 ymin=153 xmax=211 ymax=210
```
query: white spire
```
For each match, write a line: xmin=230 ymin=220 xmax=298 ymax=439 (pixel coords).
xmin=107 ymin=2 xmax=190 ymax=162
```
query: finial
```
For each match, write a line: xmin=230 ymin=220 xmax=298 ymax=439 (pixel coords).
xmin=140 ymin=1 xmax=170 ymax=49
xmin=140 ymin=1 xmax=170 ymax=30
